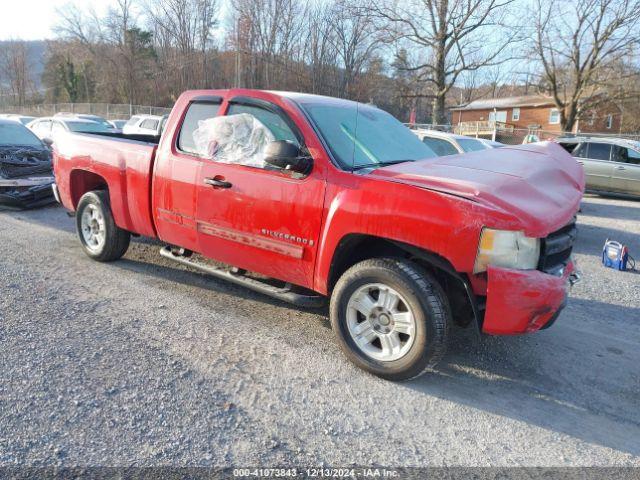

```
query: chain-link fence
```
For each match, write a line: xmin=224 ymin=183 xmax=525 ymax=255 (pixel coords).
xmin=0 ymin=103 xmax=173 ymax=120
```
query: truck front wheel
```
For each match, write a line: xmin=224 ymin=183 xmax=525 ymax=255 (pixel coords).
xmin=330 ymin=258 xmax=450 ymax=381
xmin=76 ymin=191 xmax=130 ymax=262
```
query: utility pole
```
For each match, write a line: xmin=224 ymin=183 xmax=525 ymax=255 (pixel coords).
xmin=235 ymin=18 xmax=241 ymax=88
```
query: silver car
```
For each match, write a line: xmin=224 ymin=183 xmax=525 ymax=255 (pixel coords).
xmin=412 ymin=129 xmax=504 ymax=156
xmin=558 ymin=137 xmax=640 ymax=198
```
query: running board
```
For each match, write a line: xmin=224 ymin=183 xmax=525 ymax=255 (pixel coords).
xmin=159 ymin=246 xmax=325 ymax=308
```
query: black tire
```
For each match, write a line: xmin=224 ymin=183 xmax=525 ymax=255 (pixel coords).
xmin=76 ymin=190 xmax=130 ymax=262
xmin=330 ymin=258 xmax=450 ymax=381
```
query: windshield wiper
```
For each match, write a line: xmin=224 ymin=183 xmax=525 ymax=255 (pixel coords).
xmin=352 ymin=159 xmax=414 ymax=171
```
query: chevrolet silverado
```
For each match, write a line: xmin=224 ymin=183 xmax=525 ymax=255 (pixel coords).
xmin=52 ymin=89 xmax=584 ymax=380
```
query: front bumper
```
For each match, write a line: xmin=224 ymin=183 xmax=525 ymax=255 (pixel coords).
xmin=481 ymin=260 xmax=580 ymax=335
xmin=51 ymin=183 xmax=61 ymax=203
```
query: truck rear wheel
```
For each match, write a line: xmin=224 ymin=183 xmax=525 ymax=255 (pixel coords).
xmin=330 ymin=258 xmax=449 ymax=381
xmin=76 ymin=191 xmax=130 ymax=262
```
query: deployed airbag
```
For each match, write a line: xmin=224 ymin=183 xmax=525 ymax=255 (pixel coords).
xmin=192 ymin=113 xmax=275 ymax=168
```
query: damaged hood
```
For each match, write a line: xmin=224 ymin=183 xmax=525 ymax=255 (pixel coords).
xmin=0 ymin=144 xmax=55 ymax=209
xmin=370 ymin=142 xmax=585 ymax=235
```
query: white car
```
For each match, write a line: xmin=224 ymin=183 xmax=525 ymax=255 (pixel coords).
xmin=122 ymin=115 xmax=167 ymax=136
xmin=109 ymin=119 xmax=128 ymax=130
xmin=55 ymin=113 xmax=116 ymax=132
xmin=28 ymin=117 xmax=113 ymax=145
xmin=412 ymin=129 xmax=503 ymax=156
xmin=0 ymin=114 xmax=37 ymax=126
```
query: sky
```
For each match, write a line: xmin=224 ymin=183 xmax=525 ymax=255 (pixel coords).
xmin=0 ymin=0 xmax=114 ymax=41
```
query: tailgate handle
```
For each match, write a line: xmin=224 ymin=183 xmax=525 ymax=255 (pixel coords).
xmin=204 ymin=177 xmax=232 ymax=189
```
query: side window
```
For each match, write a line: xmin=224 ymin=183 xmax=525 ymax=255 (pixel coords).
xmin=226 ymin=103 xmax=299 ymax=146
xmin=422 ymin=136 xmax=458 ymax=156
xmin=588 ymin=143 xmax=612 ymax=161
xmin=625 ymin=148 xmax=640 ymax=165
xmin=35 ymin=120 xmax=52 ymax=136
xmin=190 ymin=101 xmax=301 ymax=169
xmin=178 ymin=101 xmax=221 ymax=154
xmin=611 ymin=146 xmax=627 ymax=163
xmin=572 ymin=143 xmax=588 ymax=158
xmin=140 ymin=119 xmax=159 ymax=130
xmin=52 ymin=122 xmax=66 ymax=135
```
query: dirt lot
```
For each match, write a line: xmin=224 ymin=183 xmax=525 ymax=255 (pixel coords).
xmin=0 ymin=194 xmax=638 ymax=467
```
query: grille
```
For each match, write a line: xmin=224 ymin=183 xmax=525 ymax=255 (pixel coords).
xmin=538 ymin=217 xmax=577 ymax=275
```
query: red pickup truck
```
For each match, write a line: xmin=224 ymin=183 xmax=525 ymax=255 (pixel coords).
xmin=52 ymin=89 xmax=583 ymax=380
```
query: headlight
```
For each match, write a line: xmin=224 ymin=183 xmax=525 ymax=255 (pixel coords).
xmin=474 ymin=228 xmax=540 ymax=273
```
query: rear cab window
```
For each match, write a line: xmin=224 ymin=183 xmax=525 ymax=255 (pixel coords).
xmin=177 ymin=100 xmax=222 ymax=155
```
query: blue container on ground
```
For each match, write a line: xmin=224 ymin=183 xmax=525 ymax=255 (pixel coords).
xmin=602 ymin=240 xmax=628 ymax=271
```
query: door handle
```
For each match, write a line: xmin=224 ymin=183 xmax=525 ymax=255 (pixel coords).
xmin=204 ymin=177 xmax=232 ymax=189
xmin=615 ymin=166 xmax=626 ymax=170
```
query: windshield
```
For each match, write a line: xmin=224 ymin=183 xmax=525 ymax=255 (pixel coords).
xmin=300 ymin=102 xmax=436 ymax=169
xmin=66 ymin=121 xmax=113 ymax=133
xmin=458 ymin=138 xmax=488 ymax=152
xmin=83 ymin=116 xmax=111 ymax=127
xmin=0 ymin=122 xmax=43 ymax=147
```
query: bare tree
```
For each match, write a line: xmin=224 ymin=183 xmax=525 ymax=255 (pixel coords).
xmin=229 ymin=0 xmax=307 ymax=89
xmin=533 ymin=0 xmax=640 ymax=132
xmin=146 ymin=0 xmax=219 ymax=91
xmin=330 ymin=0 xmax=381 ymax=98
xmin=304 ymin=3 xmax=337 ymax=94
xmin=371 ymin=0 xmax=518 ymax=124
xmin=54 ymin=1 xmax=155 ymax=104
xmin=0 ymin=41 xmax=34 ymax=107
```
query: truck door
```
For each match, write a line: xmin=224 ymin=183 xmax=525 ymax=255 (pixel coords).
xmin=573 ymin=142 xmax=613 ymax=191
xmin=194 ymin=98 xmax=326 ymax=289
xmin=153 ymin=97 xmax=223 ymax=251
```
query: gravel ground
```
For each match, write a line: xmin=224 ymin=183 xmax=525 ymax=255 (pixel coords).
xmin=0 ymin=194 xmax=639 ymax=468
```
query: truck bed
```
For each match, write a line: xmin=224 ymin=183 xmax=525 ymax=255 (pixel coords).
xmin=53 ymin=131 xmax=159 ymax=238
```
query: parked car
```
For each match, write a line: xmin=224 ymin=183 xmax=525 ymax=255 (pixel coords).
xmin=413 ymin=129 xmax=503 ymax=156
xmin=556 ymin=136 xmax=640 ymax=198
xmin=54 ymin=113 xmax=117 ymax=132
xmin=0 ymin=118 xmax=55 ymax=208
xmin=28 ymin=117 xmax=113 ymax=145
xmin=0 ymin=114 xmax=37 ymax=125
xmin=122 ymin=114 xmax=166 ymax=136
xmin=477 ymin=138 xmax=505 ymax=149
xmin=109 ymin=119 xmax=128 ymax=130
xmin=52 ymin=89 xmax=583 ymax=380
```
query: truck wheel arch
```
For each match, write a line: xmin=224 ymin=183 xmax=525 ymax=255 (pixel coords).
xmin=326 ymin=233 xmax=480 ymax=330
xmin=69 ymin=169 xmax=109 ymax=209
